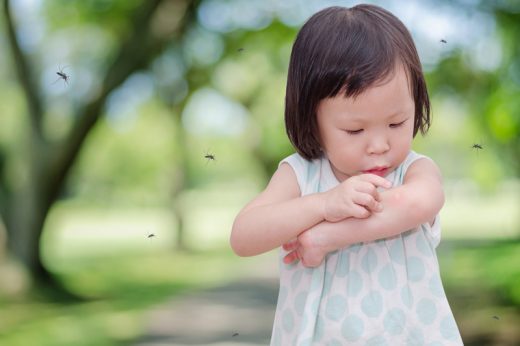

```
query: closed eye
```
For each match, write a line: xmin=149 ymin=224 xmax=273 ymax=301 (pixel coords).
xmin=390 ymin=120 xmax=407 ymax=128
xmin=345 ymin=129 xmax=363 ymax=135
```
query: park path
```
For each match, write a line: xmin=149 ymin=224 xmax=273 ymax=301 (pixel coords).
xmin=133 ymin=256 xmax=279 ymax=346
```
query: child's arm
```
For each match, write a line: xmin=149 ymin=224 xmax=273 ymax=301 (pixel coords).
xmin=230 ymin=162 xmax=390 ymax=257
xmin=283 ymin=158 xmax=444 ymax=266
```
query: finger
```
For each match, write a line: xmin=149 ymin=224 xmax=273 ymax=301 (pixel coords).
xmin=358 ymin=174 xmax=392 ymax=189
xmin=355 ymin=181 xmax=381 ymax=201
xmin=283 ymin=251 xmax=300 ymax=264
xmin=283 ymin=239 xmax=299 ymax=251
xmin=353 ymin=193 xmax=382 ymax=212
xmin=350 ymin=204 xmax=371 ymax=219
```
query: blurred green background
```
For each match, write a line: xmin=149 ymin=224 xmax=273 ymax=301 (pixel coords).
xmin=0 ymin=0 xmax=518 ymax=345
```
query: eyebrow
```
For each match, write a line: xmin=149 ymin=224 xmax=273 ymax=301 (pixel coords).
xmin=345 ymin=110 xmax=407 ymax=123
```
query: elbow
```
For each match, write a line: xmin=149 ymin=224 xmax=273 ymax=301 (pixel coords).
xmin=229 ymin=221 xmax=254 ymax=257
xmin=229 ymin=233 xmax=247 ymax=257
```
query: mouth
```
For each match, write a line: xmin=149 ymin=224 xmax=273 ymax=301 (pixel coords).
xmin=363 ymin=167 xmax=389 ymax=177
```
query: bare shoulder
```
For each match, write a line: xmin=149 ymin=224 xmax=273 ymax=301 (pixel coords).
xmin=241 ymin=162 xmax=301 ymax=212
xmin=267 ymin=162 xmax=301 ymax=197
xmin=404 ymin=157 xmax=443 ymax=184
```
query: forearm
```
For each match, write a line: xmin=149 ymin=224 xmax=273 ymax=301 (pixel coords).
xmin=301 ymin=184 xmax=442 ymax=253
xmin=231 ymin=192 xmax=325 ymax=257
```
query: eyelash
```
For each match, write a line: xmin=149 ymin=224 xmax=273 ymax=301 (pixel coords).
xmin=345 ymin=120 xmax=407 ymax=135
xmin=390 ymin=120 xmax=406 ymax=128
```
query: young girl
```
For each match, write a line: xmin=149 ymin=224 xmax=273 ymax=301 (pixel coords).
xmin=231 ymin=4 xmax=463 ymax=345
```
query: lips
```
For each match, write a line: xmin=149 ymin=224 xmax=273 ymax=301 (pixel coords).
xmin=363 ymin=167 xmax=389 ymax=177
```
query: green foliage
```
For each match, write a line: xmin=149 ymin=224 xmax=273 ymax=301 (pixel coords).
xmin=439 ymin=240 xmax=520 ymax=344
xmin=66 ymin=100 xmax=180 ymax=205
xmin=1 ymin=1 xmax=519 ymax=343
xmin=42 ymin=0 xmax=142 ymax=34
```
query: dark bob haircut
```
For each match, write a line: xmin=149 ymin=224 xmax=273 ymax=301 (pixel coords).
xmin=285 ymin=4 xmax=431 ymax=160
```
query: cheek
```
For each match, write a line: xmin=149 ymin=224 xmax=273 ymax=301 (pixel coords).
xmin=400 ymin=122 xmax=415 ymax=143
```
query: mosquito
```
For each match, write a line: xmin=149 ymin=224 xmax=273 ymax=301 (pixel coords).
xmin=204 ymin=150 xmax=216 ymax=164
xmin=53 ymin=65 xmax=70 ymax=85
xmin=440 ymin=39 xmax=447 ymax=44
xmin=237 ymin=47 xmax=244 ymax=53
xmin=232 ymin=332 xmax=239 ymax=337
xmin=471 ymin=141 xmax=484 ymax=158
xmin=147 ymin=233 xmax=156 ymax=239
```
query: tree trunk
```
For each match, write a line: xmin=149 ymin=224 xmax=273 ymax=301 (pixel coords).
xmin=1 ymin=0 xmax=198 ymax=298
xmin=5 ymin=180 xmax=81 ymax=300
xmin=172 ymin=110 xmax=190 ymax=251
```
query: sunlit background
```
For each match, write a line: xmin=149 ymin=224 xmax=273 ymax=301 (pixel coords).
xmin=0 ymin=0 xmax=519 ymax=345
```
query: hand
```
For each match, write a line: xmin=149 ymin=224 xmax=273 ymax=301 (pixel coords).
xmin=322 ymin=174 xmax=391 ymax=222
xmin=282 ymin=230 xmax=327 ymax=268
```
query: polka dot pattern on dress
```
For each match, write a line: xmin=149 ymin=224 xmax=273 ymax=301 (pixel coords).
xmin=270 ymin=152 xmax=463 ymax=345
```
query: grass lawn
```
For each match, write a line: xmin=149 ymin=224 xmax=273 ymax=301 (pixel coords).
xmin=438 ymin=240 xmax=520 ymax=345
xmin=0 ymin=247 xmax=270 ymax=346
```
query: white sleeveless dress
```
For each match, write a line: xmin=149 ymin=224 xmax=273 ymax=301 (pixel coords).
xmin=270 ymin=151 xmax=463 ymax=345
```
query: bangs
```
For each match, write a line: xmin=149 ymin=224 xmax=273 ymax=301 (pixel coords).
xmin=285 ymin=5 xmax=430 ymax=160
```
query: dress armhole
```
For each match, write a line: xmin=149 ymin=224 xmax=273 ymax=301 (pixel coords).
xmin=403 ymin=152 xmax=442 ymax=248
xmin=426 ymin=214 xmax=442 ymax=248
xmin=279 ymin=154 xmax=307 ymax=197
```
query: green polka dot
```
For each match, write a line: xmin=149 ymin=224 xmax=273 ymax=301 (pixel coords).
xmin=407 ymin=257 xmax=425 ymax=282
xmin=389 ymin=240 xmax=405 ymax=265
xmin=406 ymin=327 xmax=425 ymax=345
xmin=310 ymin=296 xmax=320 ymax=316
xmin=336 ymin=251 xmax=350 ymax=277
xmin=341 ymin=314 xmax=364 ymax=341
xmin=314 ymin=316 xmax=326 ymax=342
xmin=300 ymin=314 xmax=308 ymax=333
xmin=361 ymin=248 xmax=378 ymax=274
xmin=416 ymin=231 xmax=433 ymax=257
xmin=378 ymin=264 xmax=397 ymax=290
xmin=429 ymin=275 xmax=444 ymax=298
xmin=327 ymin=339 xmax=342 ymax=346
xmin=291 ymin=269 xmax=303 ymax=289
xmin=383 ymin=307 xmax=406 ymax=335
xmin=278 ymin=286 xmax=287 ymax=307
xmin=361 ymin=291 xmax=383 ymax=318
xmin=309 ymin=268 xmax=325 ymax=293
xmin=294 ymin=291 xmax=308 ymax=316
xmin=416 ymin=298 xmax=437 ymax=325
xmin=347 ymin=271 xmax=363 ymax=297
xmin=400 ymin=285 xmax=414 ymax=309
xmin=323 ymin=271 xmax=334 ymax=292
xmin=325 ymin=295 xmax=347 ymax=321
xmin=282 ymin=309 xmax=294 ymax=333
xmin=440 ymin=316 xmax=460 ymax=340
xmin=365 ymin=335 xmax=388 ymax=346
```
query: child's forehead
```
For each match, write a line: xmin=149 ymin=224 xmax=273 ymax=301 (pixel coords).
xmin=318 ymin=70 xmax=414 ymax=119
xmin=329 ymin=64 xmax=411 ymax=102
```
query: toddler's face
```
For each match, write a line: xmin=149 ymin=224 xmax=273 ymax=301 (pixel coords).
xmin=316 ymin=64 xmax=415 ymax=182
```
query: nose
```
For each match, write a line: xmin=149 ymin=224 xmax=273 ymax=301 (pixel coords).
xmin=367 ymin=135 xmax=390 ymax=155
